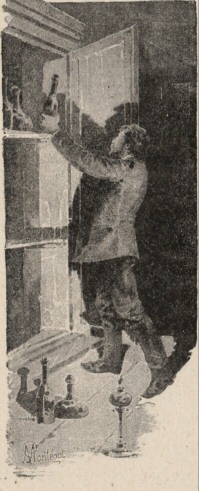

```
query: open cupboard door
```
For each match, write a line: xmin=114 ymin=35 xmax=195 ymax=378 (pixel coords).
xmin=68 ymin=25 xmax=139 ymax=330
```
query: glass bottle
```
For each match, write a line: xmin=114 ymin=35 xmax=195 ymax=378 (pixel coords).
xmin=11 ymin=85 xmax=33 ymax=131
xmin=36 ymin=358 xmax=55 ymax=424
xmin=43 ymin=74 xmax=59 ymax=116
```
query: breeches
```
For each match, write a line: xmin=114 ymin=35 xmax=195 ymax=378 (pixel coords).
xmin=92 ymin=257 xmax=145 ymax=326
xmin=82 ymin=257 xmax=167 ymax=369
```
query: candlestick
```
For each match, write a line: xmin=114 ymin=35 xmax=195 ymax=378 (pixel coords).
xmin=54 ymin=375 xmax=89 ymax=419
xmin=17 ymin=367 xmax=30 ymax=395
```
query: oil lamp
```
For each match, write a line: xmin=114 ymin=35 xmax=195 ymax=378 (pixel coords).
xmin=103 ymin=376 xmax=136 ymax=457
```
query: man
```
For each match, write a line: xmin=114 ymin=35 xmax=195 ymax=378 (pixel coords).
xmin=42 ymin=116 xmax=169 ymax=396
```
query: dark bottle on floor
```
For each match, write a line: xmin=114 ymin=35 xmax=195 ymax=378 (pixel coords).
xmin=36 ymin=358 xmax=55 ymax=424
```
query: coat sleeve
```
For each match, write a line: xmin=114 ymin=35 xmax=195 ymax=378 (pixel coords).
xmin=51 ymin=131 xmax=123 ymax=182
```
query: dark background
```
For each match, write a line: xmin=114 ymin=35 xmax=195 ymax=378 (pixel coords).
xmin=54 ymin=1 xmax=197 ymax=363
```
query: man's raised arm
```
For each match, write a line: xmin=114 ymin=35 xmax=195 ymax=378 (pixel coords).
xmin=51 ymin=129 xmax=123 ymax=182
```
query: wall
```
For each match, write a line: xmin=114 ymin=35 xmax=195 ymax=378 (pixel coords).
xmin=53 ymin=2 xmax=196 ymax=74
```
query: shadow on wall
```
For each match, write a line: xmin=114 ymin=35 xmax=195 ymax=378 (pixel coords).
xmin=69 ymin=99 xmax=197 ymax=387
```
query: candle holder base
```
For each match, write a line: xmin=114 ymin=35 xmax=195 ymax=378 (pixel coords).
xmin=102 ymin=447 xmax=138 ymax=458
xmin=54 ymin=400 xmax=89 ymax=419
xmin=54 ymin=375 xmax=89 ymax=419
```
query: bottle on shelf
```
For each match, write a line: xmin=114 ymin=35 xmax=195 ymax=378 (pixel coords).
xmin=10 ymin=85 xmax=33 ymax=131
xmin=43 ymin=74 xmax=59 ymax=116
xmin=36 ymin=358 xmax=55 ymax=424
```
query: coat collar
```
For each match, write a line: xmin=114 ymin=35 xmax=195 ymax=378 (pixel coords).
xmin=121 ymin=154 xmax=145 ymax=167
xmin=121 ymin=154 xmax=135 ymax=162
xmin=121 ymin=154 xmax=136 ymax=168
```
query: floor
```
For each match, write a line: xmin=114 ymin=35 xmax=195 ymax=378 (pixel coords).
xmin=7 ymin=325 xmax=177 ymax=475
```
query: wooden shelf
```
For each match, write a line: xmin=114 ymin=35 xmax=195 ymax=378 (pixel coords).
xmin=6 ymin=239 xmax=66 ymax=250
xmin=3 ymin=130 xmax=53 ymax=141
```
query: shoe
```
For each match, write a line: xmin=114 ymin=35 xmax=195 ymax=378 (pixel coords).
xmin=81 ymin=344 xmax=130 ymax=374
xmin=90 ymin=326 xmax=104 ymax=338
xmin=81 ymin=360 xmax=120 ymax=374
xmin=142 ymin=365 xmax=175 ymax=398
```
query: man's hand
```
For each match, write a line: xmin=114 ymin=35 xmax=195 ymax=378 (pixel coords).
xmin=40 ymin=113 xmax=75 ymax=148
xmin=40 ymin=113 xmax=60 ymax=134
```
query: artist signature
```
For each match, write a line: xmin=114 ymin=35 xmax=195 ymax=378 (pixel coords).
xmin=23 ymin=442 xmax=66 ymax=464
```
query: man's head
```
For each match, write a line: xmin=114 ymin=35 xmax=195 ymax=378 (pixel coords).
xmin=110 ymin=124 xmax=150 ymax=158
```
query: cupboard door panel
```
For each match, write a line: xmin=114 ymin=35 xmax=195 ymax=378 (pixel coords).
xmin=69 ymin=25 xmax=139 ymax=327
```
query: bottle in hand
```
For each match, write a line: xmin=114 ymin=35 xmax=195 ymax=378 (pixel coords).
xmin=43 ymin=74 xmax=59 ymax=116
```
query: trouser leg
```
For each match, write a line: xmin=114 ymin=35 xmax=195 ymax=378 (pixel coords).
xmin=81 ymin=260 xmax=124 ymax=373
xmin=94 ymin=265 xmax=124 ymax=367
xmin=101 ymin=319 xmax=123 ymax=366
xmin=81 ymin=263 xmax=102 ymax=326
xmin=125 ymin=315 xmax=167 ymax=369
xmin=112 ymin=258 xmax=167 ymax=370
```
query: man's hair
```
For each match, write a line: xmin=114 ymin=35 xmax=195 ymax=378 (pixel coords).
xmin=120 ymin=124 xmax=148 ymax=147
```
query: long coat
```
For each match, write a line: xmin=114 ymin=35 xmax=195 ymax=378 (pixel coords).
xmin=52 ymin=132 xmax=148 ymax=263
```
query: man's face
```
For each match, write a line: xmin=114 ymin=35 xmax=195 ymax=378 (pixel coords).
xmin=110 ymin=125 xmax=149 ymax=157
xmin=110 ymin=130 xmax=127 ymax=155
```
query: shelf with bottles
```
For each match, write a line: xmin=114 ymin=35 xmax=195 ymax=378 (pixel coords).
xmin=3 ymin=71 xmax=62 ymax=136
xmin=2 ymin=37 xmax=67 ymax=135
